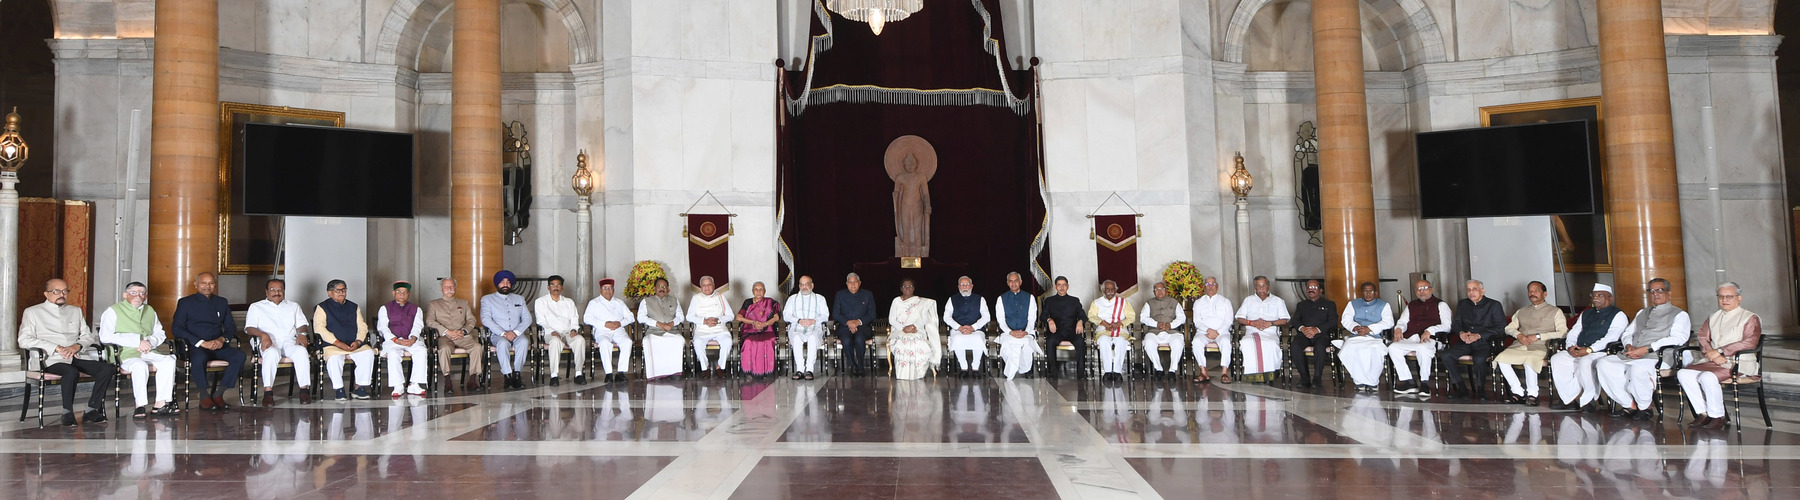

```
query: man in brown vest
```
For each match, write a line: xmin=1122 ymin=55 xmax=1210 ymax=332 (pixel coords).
xmin=427 ymin=279 xmax=484 ymax=393
xmin=1388 ymin=279 xmax=1450 ymax=398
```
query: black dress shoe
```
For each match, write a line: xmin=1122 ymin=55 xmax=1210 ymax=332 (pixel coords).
xmin=1580 ymin=402 xmax=1599 ymax=414
xmin=1610 ymin=407 xmax=1630 ymax=418
xmin=61 ymin=412 xmax=77 ymax=427
xmin=1632 ymin=409 xmax=1653 ymax=421
xmin=575 ymin=374 xmax=588 ymax=384
xmin=83 ymin=409 xmax=107 ymax=424
xmin=1298 ymin=380 xmax=1313 ymax=389
xmin=1523 ymin=396 xmax=1539 ymax=407
xmin=550 ymin=376 xmax=561 ymax=387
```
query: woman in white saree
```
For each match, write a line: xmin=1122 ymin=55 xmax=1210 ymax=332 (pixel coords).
xmin=886 ymin=279 xmax=942 ymax=380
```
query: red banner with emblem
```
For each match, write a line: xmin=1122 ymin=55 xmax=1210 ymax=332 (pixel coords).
xmin=1093 ymin=215 xmax=1138 ymax=295
xmin=686 ymin=214 xmax=731 ymax=289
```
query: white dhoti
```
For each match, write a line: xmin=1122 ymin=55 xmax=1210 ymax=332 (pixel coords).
xmin=1096 ymin=335 xmax=1130 ymax=374
xmin=1550 ymin=351 xmax=1610 ymax=405
xmin=1334 ymin=336 xmax=1387 ymax=387
xmin=326 ymin=350 xmax=376 ymax=389
xmin=120 ymin=352 xmax=176 ymax=407
xmin=789 ymin=326 xmax=824 ymax=373
xmin=947 ymin=331 xmax=987 ymax=370
xmin=642 ymin=331 xmax=686 ymax=379
xmin=1499 ymin=361 xmax=1544 ymax=397
xmin=997 ymin=334 xmax=1040 ymax=379
xmin=592 ymin=328 xmax=633 ymax=374
xmin=1192 ymin=332 xmax=1233 ymax=371
xmin=692 ymin=331 xmax=732 ymax=370
xmin=259 ymin=344 xmax=312 ymax=388
xmin=1239 ymin=327 xmax=1282 ymax=375
xmin=1596 ymin=356 xmax=1662 ymax=409
xmin=1142 ymin=331 xmax=1185 ymax=372
xmin=1387 ymin=336 xmax=1437 ymax=382
xmin=545 ymin=333 xmax=588 ymax=378
xmin=382 ymin=341 xmax=429 ymax=389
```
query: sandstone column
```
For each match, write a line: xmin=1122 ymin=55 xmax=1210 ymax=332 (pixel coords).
xmin=452 ymin=0 xmax=504 ymax=305
xmin=1313 ymin=0 xmax=1379 ymax=306
xmin=147 ymin=0 xmax=219 ymax=323
xmin=1598 ymin=0 xmax=1686 ymax=312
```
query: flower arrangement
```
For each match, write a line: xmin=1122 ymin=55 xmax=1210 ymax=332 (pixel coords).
xmin=1162 ymin=261 xmax=1205 ymax=300
xmin=625 ymin=260 xmax=669 ymax=298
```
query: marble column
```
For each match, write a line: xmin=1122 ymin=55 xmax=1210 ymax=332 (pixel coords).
xmin=0 ymin=169 xmax=18 ymax=372
xmin=1598 ymin=0 xmax=1686 ymax=312
xmin=147 ymin=0 xmax=219 ymax=323
xmin=1312 ymin=0 xmax=1379 ymax=306
xmin=452 ymin=0 xmax=504 ymax=305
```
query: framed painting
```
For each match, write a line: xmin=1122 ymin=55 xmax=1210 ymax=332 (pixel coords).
xmin=217 ymin=102 xmax=345 ymax=274
xmin=1479 ymin=97 xmax=1609 ymax=273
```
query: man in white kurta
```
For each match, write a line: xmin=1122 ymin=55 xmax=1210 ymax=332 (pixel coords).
xmin=1597 ymin=278 xmax=1691 ymax=419
xmin=584 ymin=278 xmax=635 ymax=382
xmin=993 ymin=272 xmax=1041 ymax=380
xmin=1087 ymin=280 xmax=1136 ymax=380
xmin=1235 ymin=276 xmax=1290 ymax=381
xmin=1139 ymin=282 xmax=1187 ymax=377
xmin=1389 ymin=280 xmax=1451 ymax=396
xmin=1337 ymin=282 xmax=1394 ymax=391
xmin=535 ymin=276 xmax=586 ymax=385
xmin=375 ymin=282 xmax=428 ymax=397
xmin=245 ymin=278 xmax=313 ymax=405
xmin=1190 ymin=277 xmax=1235 ymax=383
xmin=942 ymin=276 xmax=991 ymax=376
xmin=887 ymin=281 xmax=942 ymax=380
xmin=782 ymin=275 xmax=830 ymax=380
xmin=637 ymin=279 xmax=687 ymax=379
xmin=1550 ymin=283 xmax=1631 ymax=411
xmin=687 ymin=276 xmax=736 ymax=374
xmin=98 ymin=282 xmax=177 ymax=415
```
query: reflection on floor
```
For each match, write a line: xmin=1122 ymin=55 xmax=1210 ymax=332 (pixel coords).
xmin=1 ymin=374 xmax=1796 ymax=498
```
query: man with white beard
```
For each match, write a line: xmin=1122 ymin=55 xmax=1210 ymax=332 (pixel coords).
xmin=942 ymin=276 xmax=991 ymax=378
xmin=1086 ymin=280 xmax=1135 ymax=381
xmin=1138 ymin=282 xmax=1187 ymax=379
xmin=1234 ymin=276 xmax=1290 ymax=383
xmin=782 ymin=275 xmax=829 ymax=380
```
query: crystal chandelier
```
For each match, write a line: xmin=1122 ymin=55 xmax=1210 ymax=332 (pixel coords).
xmin=825 ymin=0 xmax=923 ymax=36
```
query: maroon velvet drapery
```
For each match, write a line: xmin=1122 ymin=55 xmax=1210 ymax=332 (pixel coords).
xmin=776 ymin=0 xmax=1045 ymax=304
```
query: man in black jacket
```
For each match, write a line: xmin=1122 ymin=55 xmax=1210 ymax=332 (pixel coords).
xmin=1041 ymin=276 xmax=1086 ymax=379
xmin=1440 ymin=280 xmax=1505 ymax=400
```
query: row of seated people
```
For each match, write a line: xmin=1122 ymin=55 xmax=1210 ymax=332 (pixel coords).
xmin=17 ymin=268 xmax=1767 ymax=432
xmin=1273 ymin=276 xmax=1765 ymax=430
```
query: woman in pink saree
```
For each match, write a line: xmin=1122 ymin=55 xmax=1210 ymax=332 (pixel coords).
xmin=736 ymin=282 xmax=782 ymax=378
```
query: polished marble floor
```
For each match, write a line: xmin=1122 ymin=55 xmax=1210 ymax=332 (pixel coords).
xmin=2 ymin=373 xmax=1797 ymax=499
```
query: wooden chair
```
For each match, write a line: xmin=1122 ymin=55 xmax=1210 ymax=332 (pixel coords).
xmin=173 ymin=336 xmax=248 ymax=410
xmin=1678 ymin=336 xmax=1769 ymax=428
xmin=19 ymin=345 xmax=103 ymax=426
xmin=425 ymin=326 xmax=486 ymax=396
xmin=370 ymin=326 xmax=432 ymax=396
xmin=247 ymin=330 xmax=311 ymax=406
xmin=1277 ymin=323 xmax=1345 ymax=388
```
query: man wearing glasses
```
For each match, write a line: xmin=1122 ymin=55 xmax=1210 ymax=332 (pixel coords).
xmin=18 ymin=278 xmax=116 ymax=425
xmin=1388 ymin=280 xmax=1450 ymax=397
xmin=314 ymin=279 xmax=376 ymax=400
xmin=1596 ymin=278 xmax=1689 ymax=420
xmin=1549 ymin=283 xmax=1630 ymax=412
xmin=172 ymin=272 xmax=246 ymax=410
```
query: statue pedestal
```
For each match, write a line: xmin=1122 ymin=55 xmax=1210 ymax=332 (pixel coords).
xmin=851 ymin=257 xmax=967 ymax=317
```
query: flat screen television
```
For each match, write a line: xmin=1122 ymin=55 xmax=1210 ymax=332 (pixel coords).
xmin=241 ymin=122 xmax=414 ymax=218
xmin=1414 ymin=120 xmax=1598 ymax=219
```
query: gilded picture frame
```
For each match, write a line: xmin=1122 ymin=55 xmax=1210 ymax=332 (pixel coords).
xmin=217 ymin=102 xmax=346 ymax=274
xmin=1479 ymin=96 xmax=1610 ymax=273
